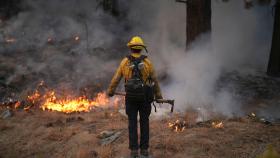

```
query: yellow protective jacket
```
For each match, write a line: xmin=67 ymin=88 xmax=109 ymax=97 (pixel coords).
xmin=107 ymin=53 xmax=163 ymax=99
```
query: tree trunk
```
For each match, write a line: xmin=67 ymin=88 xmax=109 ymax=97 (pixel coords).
xmin=267 ymin=0 xmax=280 ymax=76
xmin=103 ymin=0 xmax=119 ymax=17
xmin=0 ymin=0 xmax=21 ymax=20
xmin=186 ymin=0 xmax=211 ymax=47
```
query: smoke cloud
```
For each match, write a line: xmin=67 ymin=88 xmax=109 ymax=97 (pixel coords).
xmin=0 ymin=0 xmax=274 ymax=116
xmin=125 ymin=0 xmax=273 ymax=116
xmin=0 ymin=0 xmax=128 ymax=96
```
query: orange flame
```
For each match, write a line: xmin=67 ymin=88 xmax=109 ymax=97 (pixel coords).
xmin=5 ymin=38 xmax=16 ymax=43
xmin=168 ymin=120 xmax=186 ymax=132
xmin=211 ymin=121 xmax=224 ymax=128
xmin=74 ymin=36 xmax=80 ymax=41
xmin=27 ymin=90 xmax=41 ymax=104
xmin=14 ymin=101 xmax=21 ymax=109
xmin=24 ymin=81 xmax=123 ymax=113
xmin=38 ymin=91 xmax=120 ymax=113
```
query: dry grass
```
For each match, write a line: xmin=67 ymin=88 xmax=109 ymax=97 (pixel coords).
xmin=0 ymin=108 xmax=280 ymax=158
xmin=96 ymin=145 xmax=114 ymax=158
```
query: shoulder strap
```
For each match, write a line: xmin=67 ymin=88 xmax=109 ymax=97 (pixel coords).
xmin=139 ymin=55 xmax=147 ymax=61
xmin=126 ymin=55 xmax=147 ymax=80
xmin=126 ymin=55 xmax=133 ymax=62
xmin=126 ymin=55 xmax=147 ymax=63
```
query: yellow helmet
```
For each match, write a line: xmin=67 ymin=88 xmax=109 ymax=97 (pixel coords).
xmin=127 ymin=36 xmax=147 ymax=51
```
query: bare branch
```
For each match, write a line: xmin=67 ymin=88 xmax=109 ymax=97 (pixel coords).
xmin=175 ymin=0 xmax=187 ymax=4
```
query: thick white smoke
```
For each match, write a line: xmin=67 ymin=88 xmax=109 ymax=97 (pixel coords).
xmin=125 ymin=0 xmax=273 ymax=116
xmin=0 ymin=0 xmax=274 ymax=116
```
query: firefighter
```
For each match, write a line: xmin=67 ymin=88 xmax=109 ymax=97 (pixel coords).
xmin=107 ymin=36 xmax=162 ymax=158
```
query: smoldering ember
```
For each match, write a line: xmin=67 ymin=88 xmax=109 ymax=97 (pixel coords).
xmin=0 ymin=0 xmax=280 ymax=158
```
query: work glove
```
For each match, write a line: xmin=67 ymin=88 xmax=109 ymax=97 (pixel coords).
xmin=155 ymin=94 xmax=163 ymax=100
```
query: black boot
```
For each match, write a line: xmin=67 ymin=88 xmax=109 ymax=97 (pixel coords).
xmin=140 ymin=149 xmax=149 ymax=158
xmin=130 ymin=150 xmax=139 ymax=158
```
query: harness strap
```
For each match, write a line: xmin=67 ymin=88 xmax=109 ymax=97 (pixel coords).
xmin=126 ymin=55 xmax=147 ymax=80
xmin=152 ymin=102 xmax=157 ymax=112
xmin=126 ymin=55 xmax=147 ymax=63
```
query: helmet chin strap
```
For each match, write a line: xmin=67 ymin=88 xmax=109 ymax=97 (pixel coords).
xmin=144 ymin=47 xmax=148 ymax=53
xmin=130 ymin=45 xmax=148 ymax=53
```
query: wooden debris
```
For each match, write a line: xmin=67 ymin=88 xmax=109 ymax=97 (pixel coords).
xmin=1 ymin=109 xmax=13 ymax=119
xmin=97 ymin=130 xmax=122 ymax=146
xmin=100 ymin=131 xmax=122 ymax=146
xmin=248 ymin=113 xmax=273 ymax=125
xmin=97 ymin=130 xmax=115 ymax=139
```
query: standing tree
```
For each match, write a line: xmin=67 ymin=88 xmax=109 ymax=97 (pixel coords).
xmin=0 ymin=0 xmax=21 ymax=20
xmin=176 ymin=0 xmax=211 ymax=48
xmin=267 ymin=0 xmax=280 ymax=76
xmin=102 ymin=0 xmax=119 ymax=17
xmin=177 ymin=0 xmax=279 ymax=76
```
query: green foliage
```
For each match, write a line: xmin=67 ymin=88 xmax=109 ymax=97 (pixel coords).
xmin=257 ymin=145 xmax=280 ymax=158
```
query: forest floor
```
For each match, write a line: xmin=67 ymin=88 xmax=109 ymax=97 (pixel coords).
xmin=0 ymin=107 xmax=279 ymax=158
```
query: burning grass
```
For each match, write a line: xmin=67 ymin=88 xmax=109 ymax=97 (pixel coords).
xmin=168 ymin=119 xmax=187 ymax=132
xmin=40 ymin=91 xmax=111 ymax=113
xmin=1 ymin=81 xmax=124 ymax=114
xmin=211 ymin=121 xmax=224 ymax=128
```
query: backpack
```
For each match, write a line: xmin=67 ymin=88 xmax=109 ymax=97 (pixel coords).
xmin=125 ymin=55 xmax=155 ymax=104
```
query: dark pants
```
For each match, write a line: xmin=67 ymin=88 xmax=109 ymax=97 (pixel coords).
xmin=125 ymin=100 xmax=152 ymax=150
